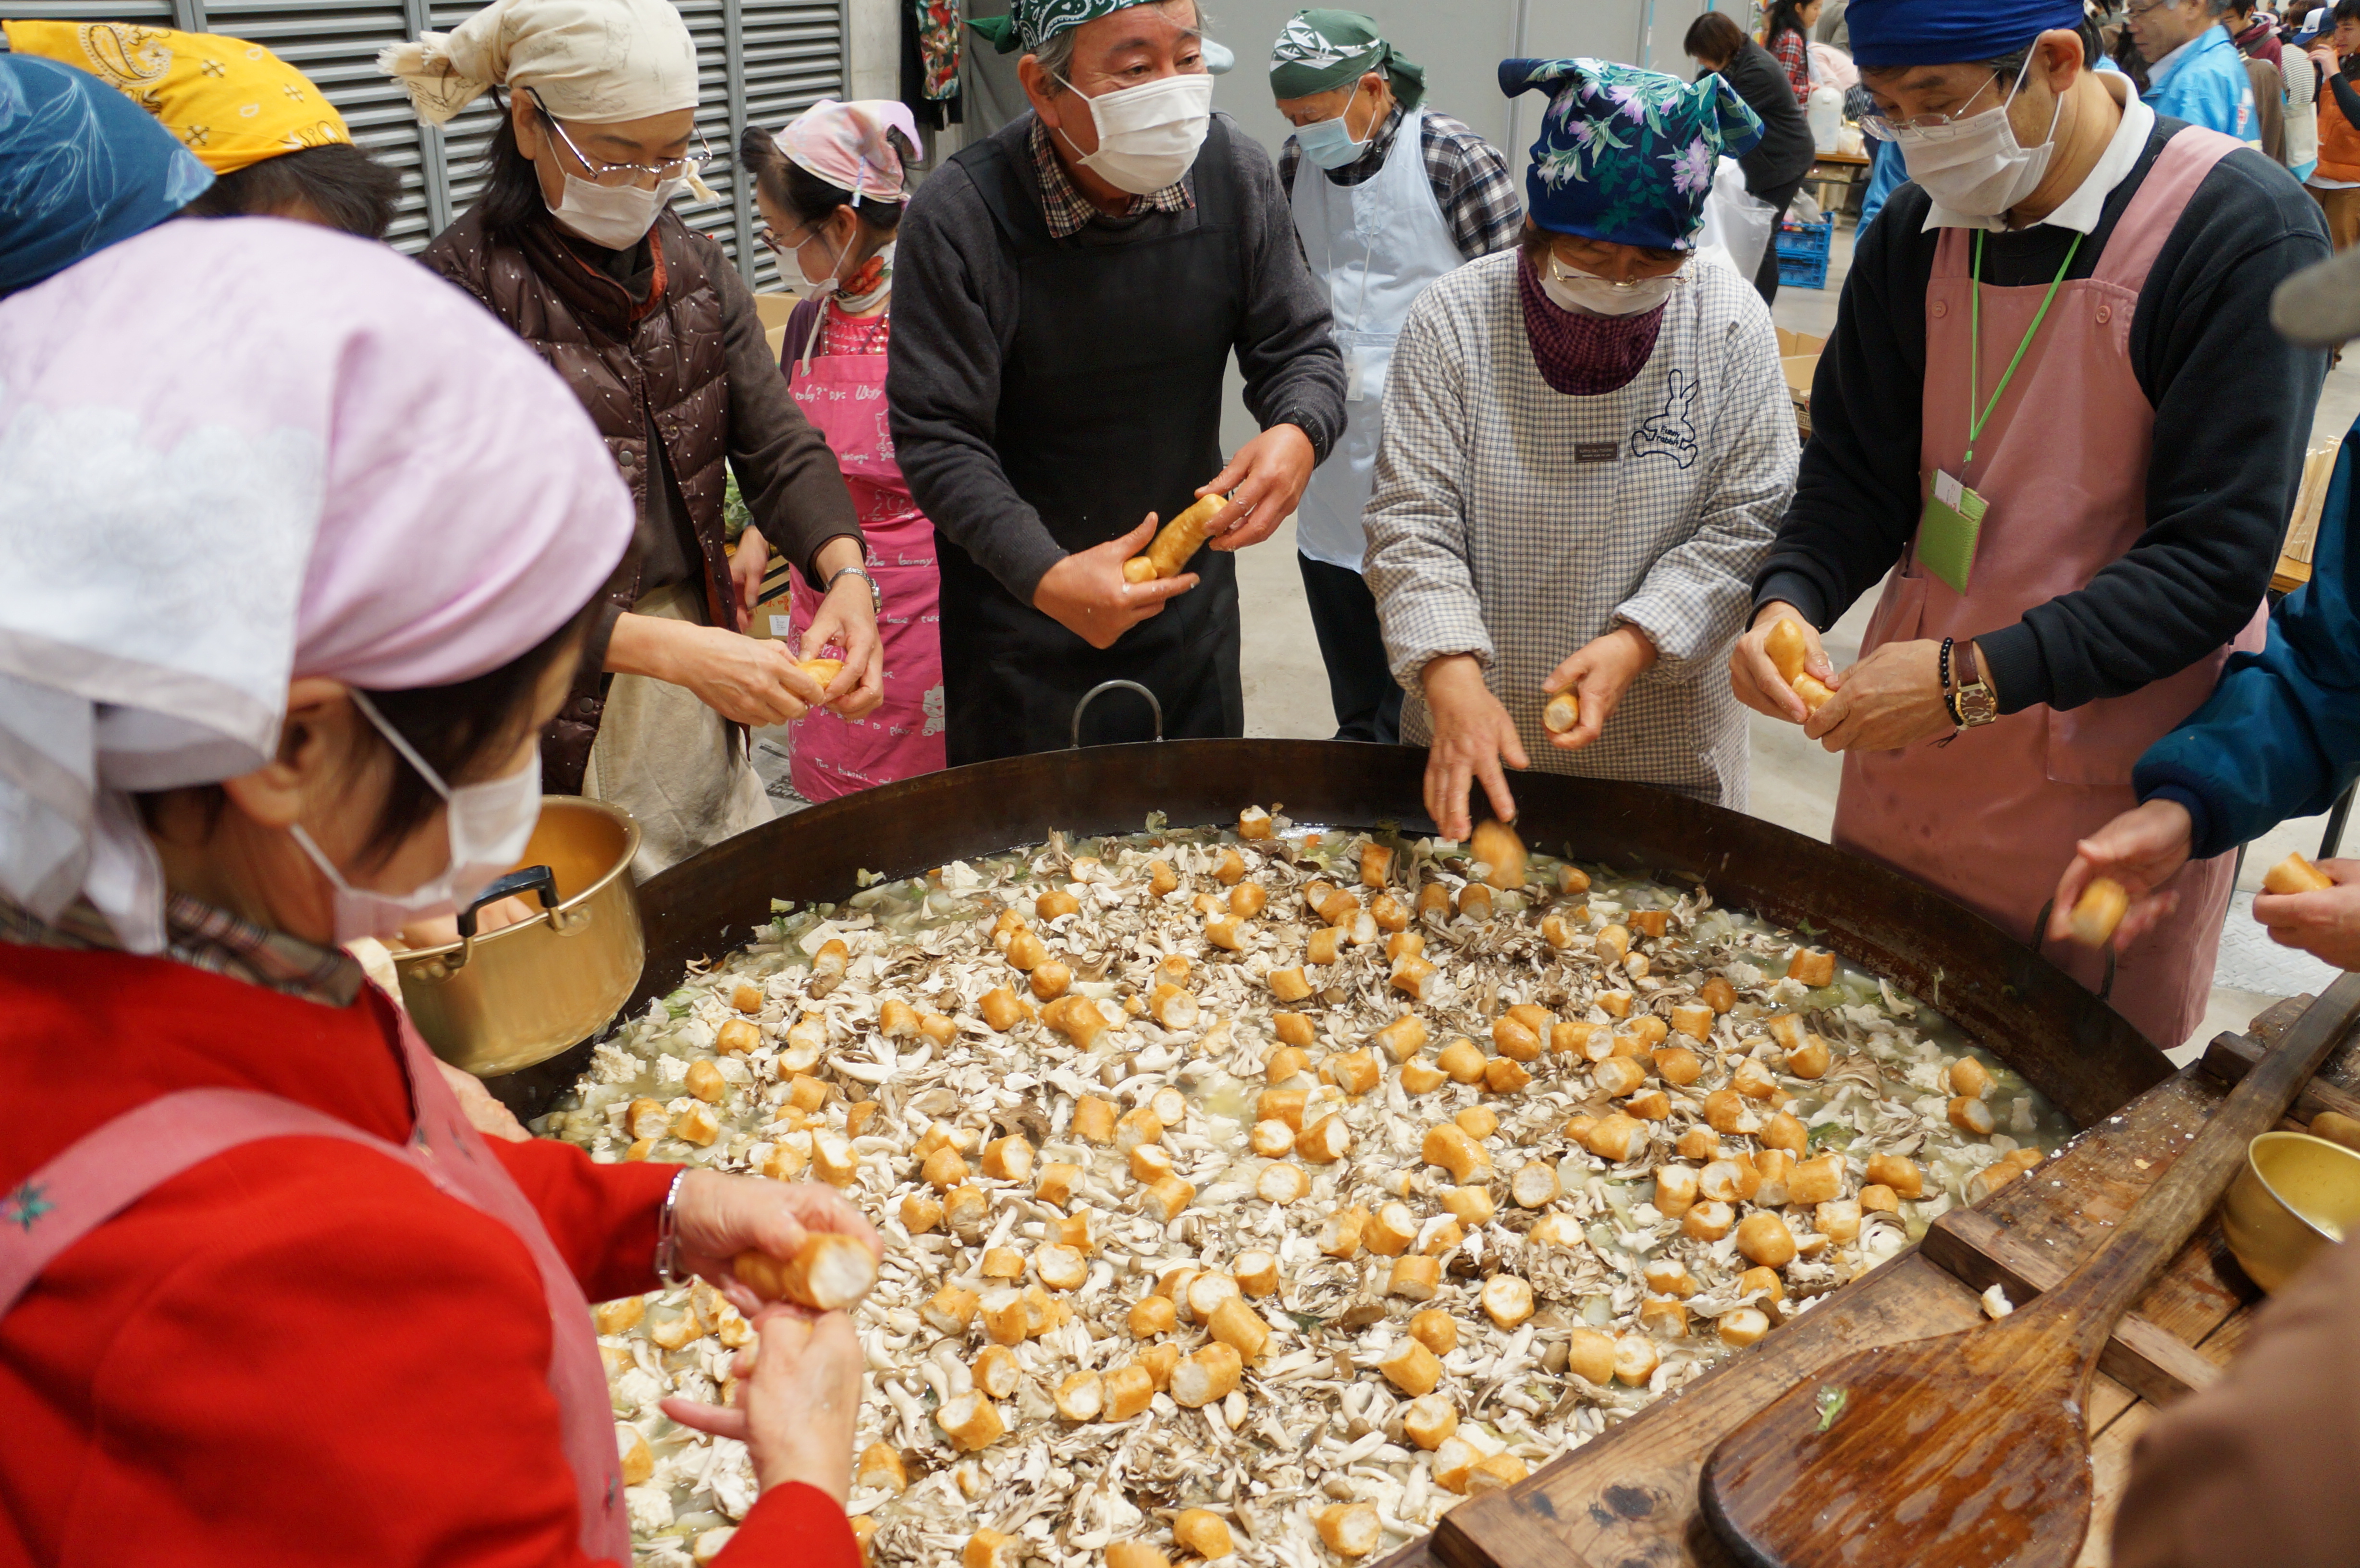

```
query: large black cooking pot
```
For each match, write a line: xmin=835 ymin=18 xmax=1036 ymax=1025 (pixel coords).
xmin=494 ymin=741 xmax=2170 ymax=1127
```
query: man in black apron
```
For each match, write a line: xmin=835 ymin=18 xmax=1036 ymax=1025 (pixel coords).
xmin=890 ymin=0 xmax=1347 ymax=761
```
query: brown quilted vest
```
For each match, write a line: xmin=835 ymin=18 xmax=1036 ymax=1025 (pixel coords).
xmin=422 ymin=206 xmax=738 ymax=793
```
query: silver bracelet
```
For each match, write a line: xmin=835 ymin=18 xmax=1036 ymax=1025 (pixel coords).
xmin=653 ymin=1168 xmax=689 ymax=1287
xmin=827 ymin=564 xmax=883 ymax=616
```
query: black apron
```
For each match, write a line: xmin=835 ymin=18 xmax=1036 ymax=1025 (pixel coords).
xmin=937 ymin=118 xmax=1248 ymax=764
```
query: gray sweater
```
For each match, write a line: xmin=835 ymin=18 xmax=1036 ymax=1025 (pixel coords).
xmin=888 ymin=111 xmax=1348 ymax=601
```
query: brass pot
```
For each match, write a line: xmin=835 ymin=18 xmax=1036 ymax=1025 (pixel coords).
xmin=393 ymin=796 xmax=644 ymax=1077
xmin=2222 ymin=1130 xmax=2360 ymax=1293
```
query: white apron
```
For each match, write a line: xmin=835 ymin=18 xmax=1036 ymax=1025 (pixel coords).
xmin=581 ymin=579 xmax=773 ymax=880
xmin=1291 ymin=107 xmax=1466 ymax=570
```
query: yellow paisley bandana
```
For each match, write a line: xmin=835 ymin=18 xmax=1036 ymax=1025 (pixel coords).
xmin=1 ymin=21 xmax=351 ymax=174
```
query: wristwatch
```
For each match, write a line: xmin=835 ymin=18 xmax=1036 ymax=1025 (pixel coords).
xmin=1951 ymin=639 xmax=2000 ymax=728
xmin=828 ymin=564 xmax=883 ymax=616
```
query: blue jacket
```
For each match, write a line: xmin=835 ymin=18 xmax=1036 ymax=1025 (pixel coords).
xmin=1859 ymin=135 xmax=1907 ymax=231
xmin=2141 ymin=24 xmax=2263 ymax=146
xmin=2137 ymin=416 xmax=2360 ymax=858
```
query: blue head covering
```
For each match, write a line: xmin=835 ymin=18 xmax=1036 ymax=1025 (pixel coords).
xmin=1501 ymin=58 xmax=1763 ymax=251
xmin=1847 ymin=0 xmax=2089 ymax=69
xmin=0 ymin=55 xmax=213 ymax=299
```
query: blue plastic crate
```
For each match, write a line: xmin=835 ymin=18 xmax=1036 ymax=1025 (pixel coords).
xmin=1777 ymin=216 xmax=1834 ymax=257
xmin=1777 ymin=250 xmax=1831 ymax=290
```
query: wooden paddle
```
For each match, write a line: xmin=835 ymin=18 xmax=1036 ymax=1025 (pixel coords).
xmin=1698 ymin=971 xmax=2360 ymax=1568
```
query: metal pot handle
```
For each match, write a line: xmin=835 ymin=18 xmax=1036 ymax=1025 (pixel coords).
xmin=2029 ymin=897 xmax=2115 ymax=1002
xmin=420 ymin=865 xmax=563 ymax=980
xmin=1070 ymin=680 xmax=1164 ymax=749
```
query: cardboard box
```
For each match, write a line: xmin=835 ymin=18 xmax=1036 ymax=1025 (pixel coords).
xmin=751 ymin=290 xmax=803 ymax=330
xmin=754 ymin=290 xmax=802 ymax=366
xmin=1777 ymin=330 xmax=1826 ymax=443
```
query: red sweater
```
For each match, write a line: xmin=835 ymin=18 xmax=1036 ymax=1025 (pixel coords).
xmin=0 ymin=946 xmax=858 ymax=1568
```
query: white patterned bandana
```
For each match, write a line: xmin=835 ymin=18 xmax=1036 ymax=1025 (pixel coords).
xmin=1271 ymin=13 xmax=1355 ymax=73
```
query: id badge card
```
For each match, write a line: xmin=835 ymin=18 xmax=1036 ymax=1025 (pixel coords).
xmin=1340 ymin=335 xmax=1393 ymax=404
xmin=1918 ymin=469 xmax=1988 ymax=595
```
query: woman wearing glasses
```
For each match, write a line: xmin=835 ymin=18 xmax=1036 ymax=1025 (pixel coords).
xmin=1364 ymin=58 xmax=1797 ymax=841
xmin=387 ymin=0 xmax=881 ymax=876
xmin=736 ymin=100 xmax=946 ymax=801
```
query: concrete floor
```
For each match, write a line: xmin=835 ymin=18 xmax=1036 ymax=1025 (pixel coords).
xmin=756 ymin=220 xmax=2348 ymax=1060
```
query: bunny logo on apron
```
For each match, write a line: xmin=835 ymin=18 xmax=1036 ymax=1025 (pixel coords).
xmin=1628 ymin=369 xmax=1700 ymax=467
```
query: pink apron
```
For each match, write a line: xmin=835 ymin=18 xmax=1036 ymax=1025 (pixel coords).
xmin=0 ymin=994 xmax=630 ymax=1564
xmin=784 ymin=310 xmax=946 ymax=802
xmin=1835 ymin=126 xmax=2266 ymax=1051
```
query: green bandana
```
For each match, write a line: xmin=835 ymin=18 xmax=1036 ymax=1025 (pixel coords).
xmin=971 ymin=0 xmax=1154 ymax=54
xmin=1267 ymin=9 xmax=1424 ymax=111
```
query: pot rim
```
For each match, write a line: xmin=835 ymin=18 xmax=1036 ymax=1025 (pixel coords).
xmin=391 ymin=796 xmax=640 ymax=964
xmin=2246 ymin=1129 xmax=2360 ymax=1247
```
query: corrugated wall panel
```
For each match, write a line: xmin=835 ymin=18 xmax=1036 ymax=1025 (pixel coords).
xmin=735 ymin=0 xmax=844 ymax=290
xmin=201 ymin=0 xmax=436 ymax=248
xmin=12 ymin=0 xmax=843 ymax=261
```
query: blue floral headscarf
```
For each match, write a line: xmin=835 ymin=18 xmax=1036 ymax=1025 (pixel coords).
xmin=1500 ymin=57 xmax=1763 ymax=251
xmin=0 ymin=54 xmax=212 ymax=298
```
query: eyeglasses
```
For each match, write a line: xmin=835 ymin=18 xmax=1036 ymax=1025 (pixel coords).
xmin=1856 ymin=54 xmax=2026 ymax=142
xmin=528 ymin=88 xmax=711 ymax=188
xmin=757 ymin=220 xmax=822 ymax=259
xmin=1547 ymin=252 xmax=1689 ymax=290
xmin=2123 ymin=0 xmax=2179 ymax=18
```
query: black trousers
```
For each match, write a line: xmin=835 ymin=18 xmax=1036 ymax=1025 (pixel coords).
xmin=1298 ymin=554 xmax=1403 ymax=745
xmin=1753 ymin=180 xmax=1804 ymax=308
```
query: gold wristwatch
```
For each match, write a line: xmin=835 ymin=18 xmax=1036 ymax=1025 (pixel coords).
xmin=1952 ymin=639 xmax=1999 ymax=728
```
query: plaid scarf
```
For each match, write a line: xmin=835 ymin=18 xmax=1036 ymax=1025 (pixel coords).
xmin=1516 ymin=251 xmax=1663 ymax=397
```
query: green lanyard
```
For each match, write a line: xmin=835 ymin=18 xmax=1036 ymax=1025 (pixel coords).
xmin=1964 ymin=227 xmax=2083 ymax=469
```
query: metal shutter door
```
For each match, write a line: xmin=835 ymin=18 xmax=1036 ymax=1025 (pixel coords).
xmin=733 ymin=0 xmax=847 ymax=292
xmin=4 ymin=0 xmax=847 ymax=267
xmin=196 ymin=0 xmax=438 ymax=251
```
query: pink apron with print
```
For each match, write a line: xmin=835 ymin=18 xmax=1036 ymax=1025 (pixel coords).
xmin=785 ymin=323 xmax=946 ymax=801
xmin=1834 ymin=126 xmax=2266 ymax=1051
xmin=0 ymin=994 xmax=630 ymax=1564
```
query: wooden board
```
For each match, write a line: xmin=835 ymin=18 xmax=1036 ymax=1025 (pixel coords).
xmin=2274 ymin=439 xmax=2340 ymax=594
xmin=1393 ymin=995 xmax=2337 ymax=1568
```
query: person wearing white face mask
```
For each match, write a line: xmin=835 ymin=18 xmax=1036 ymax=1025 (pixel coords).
xmin=1364 ymin=58 xmax=1796 ymax=839
xmin=1728 ymin=0 xmax=2329 ymax=1053
xmin=389 ymin=0 xmax=883 ymax=878
xmin=889 ymin=0 xmax=1347 ymax=761
xmin=738 ymin=99 xmax=948 ymax=802
xmin=1267 ymin=10 xmax=1520 ymax=747
xmin=0 ymin=219 xmax=877 ymax=1565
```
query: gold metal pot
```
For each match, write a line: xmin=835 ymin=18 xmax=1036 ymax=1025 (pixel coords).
xmin=393 ymin=796 xmax=643 ymax=1077
xmin=2222 ymin=1130 xmax=2360 ymax=1293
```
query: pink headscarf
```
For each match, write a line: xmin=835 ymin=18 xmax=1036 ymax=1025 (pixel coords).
xmin=0 ymin=215 xmax=634 ymax=951
xmin=775 ymin=98 xmax=922 ymax=203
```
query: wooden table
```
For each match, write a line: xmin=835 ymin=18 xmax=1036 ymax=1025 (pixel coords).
xmin=1376 ymin=993 xmax=2354 ymax=1568
xmin=1807 ymin=148 xmax=1871 ymax=219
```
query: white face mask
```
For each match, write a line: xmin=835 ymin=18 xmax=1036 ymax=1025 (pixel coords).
xmin=290 ymin=690 xmax=544 ymax=944
xmin=1054 ymin=72 xmax=1216 ymax=195
xmin=549 ymin=171 xmax=686 ymax=248
xmin=1542 ymin=256 xmax=1682 ymax=317
xmin=1889 ymin=59 xmax=2061 ymax=219
xmin=791 ymin=225 xmax=845 ymax=295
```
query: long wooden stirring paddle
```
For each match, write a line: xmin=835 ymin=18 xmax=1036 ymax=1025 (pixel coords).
xmin=1698 ymin=972 xmax=2360 ymax=1568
